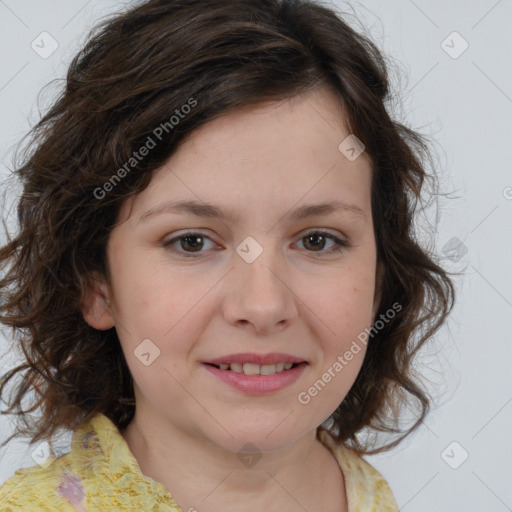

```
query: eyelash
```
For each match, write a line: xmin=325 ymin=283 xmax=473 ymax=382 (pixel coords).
xmin=161 ymin=230 xmax=349 ymax=258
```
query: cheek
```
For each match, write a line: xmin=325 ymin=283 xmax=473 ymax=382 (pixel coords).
xmin=297 ymin=276 xmax=372 ymax=418
xmin=333 ymin=283 xmax=375 ymax=343
xmin=297 ymin=261 xmax=375 ymax=406
xmin=300 ymin=263 xmax=376 ymax=339
xmin=109 ymin=255 xmax=216 ymax=380
xmin=109 ymin=244 xmax=191 ymax=333
xmin=115 ymin=274 xmax=202 ymax=407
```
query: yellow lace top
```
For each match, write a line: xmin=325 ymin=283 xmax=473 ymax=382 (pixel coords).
xmin=0 ymin=413 xmax=399 ymax=511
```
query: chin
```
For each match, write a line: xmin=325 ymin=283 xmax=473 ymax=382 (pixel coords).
xmin=206 ymin=414 xmax=312 ymax=455
xmin=216 ymin=432 xmax=297 ymax=457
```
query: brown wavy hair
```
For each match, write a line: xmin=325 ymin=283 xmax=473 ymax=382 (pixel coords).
xmin=0 ymin=0 xmax=455 ymax=455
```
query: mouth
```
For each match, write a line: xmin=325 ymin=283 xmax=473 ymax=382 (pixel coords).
xmin=204 ymin=361 xmax=304 ymax=375
xmin=202 ymin=353 xmax=308 ymax=393
xmin=203 ymin=352 xmax=307 ymax=374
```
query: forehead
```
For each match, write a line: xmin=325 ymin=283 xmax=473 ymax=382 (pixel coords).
xmin=183 ymin=86 xmax=350 ymax=158
xmin=119 ymin=86 xmax=373 ymax=225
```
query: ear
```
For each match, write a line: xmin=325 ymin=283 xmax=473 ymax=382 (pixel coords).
xmin=82 ymin=271 xmax=115 ymax=330
xmin=372 ymin=260 xmax=384 ymax=319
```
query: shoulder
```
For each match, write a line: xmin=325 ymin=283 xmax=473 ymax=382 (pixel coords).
xmin=0 ymin=416 xmax=107 ymax=511
xmin=0 ymin=413 xmax=182 ymax=511
xmin=317 ymin=429 xmax=400 ymax=512
xmin=0 ymin=457 xmax=77 ymax=511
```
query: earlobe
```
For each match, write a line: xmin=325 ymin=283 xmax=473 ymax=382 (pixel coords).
xmin=82 ymin=272 xmax=115 ymax=330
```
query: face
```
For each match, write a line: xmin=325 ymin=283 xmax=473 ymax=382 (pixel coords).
xmin=84 ymin=86 xmax=381 ymax=454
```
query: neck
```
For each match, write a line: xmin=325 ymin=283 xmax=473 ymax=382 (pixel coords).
xmin=121 ymin=411 xmax=347 ymax=512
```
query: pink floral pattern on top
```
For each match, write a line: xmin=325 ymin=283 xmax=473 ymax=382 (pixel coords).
xmin=57 ymin=471 xmax=87 ymax=511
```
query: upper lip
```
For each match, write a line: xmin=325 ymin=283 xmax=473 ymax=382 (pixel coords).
xmin=204 ymin=352 xmax=307 ymax=365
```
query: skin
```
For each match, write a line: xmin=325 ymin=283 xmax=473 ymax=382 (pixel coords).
xmin=83 ymin=86 xmax=382 ymax=512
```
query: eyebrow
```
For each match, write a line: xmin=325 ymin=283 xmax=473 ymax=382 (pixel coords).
xmin=138 ymin=199 xmax=366 ymax=224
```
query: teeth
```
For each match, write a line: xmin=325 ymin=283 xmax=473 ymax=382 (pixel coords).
xmin=243 ymin=363 xmax=260 ymax=375
xmin=215 ymin=362 xmax=298 ymax=374
xmin=260 ymin=364 xmax=276 ymax=376
xmin=230 ymin=362 xmax=243 ymax=373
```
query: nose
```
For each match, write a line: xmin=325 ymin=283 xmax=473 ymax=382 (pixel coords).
xmin=222 ymin=244 xmax=299 ymax=335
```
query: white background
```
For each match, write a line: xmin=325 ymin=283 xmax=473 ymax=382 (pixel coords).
xmin=0 ymin=1 xmax=511 ymax=511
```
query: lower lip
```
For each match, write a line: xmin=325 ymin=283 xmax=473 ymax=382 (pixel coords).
xmin=202 ymin=363 xmax=307 ymax=394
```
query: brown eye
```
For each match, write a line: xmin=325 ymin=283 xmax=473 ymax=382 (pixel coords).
xmin=179 ymin=234 xmax=204 ymax=252
xmin=163 ymin=231 xmax=216 ymax=257
xmin=303 ymin=233 xmax=327 ymax=251
xmin=296 ymin=231 xmax=348 ymax=255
